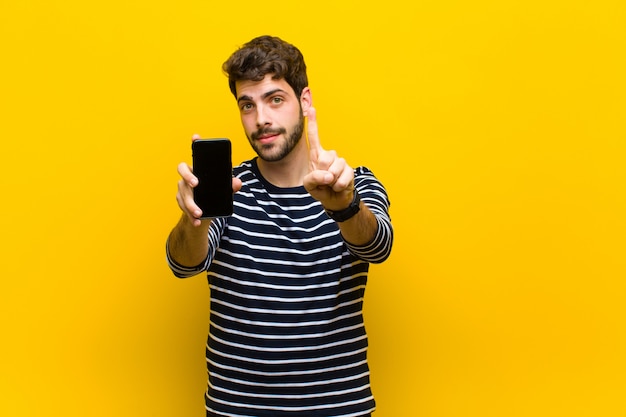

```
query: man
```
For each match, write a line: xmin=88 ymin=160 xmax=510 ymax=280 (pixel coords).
xmin=166 ymin=35 xmax=393 ymax=417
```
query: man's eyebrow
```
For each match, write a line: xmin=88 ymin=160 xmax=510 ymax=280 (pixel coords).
xmin=261 ymin=88 xmax=287 ymax=99
xmin=237 ymin=89 xmax=288 ymax=104
xmin=237 ymin=95 xmax=252 ymax=104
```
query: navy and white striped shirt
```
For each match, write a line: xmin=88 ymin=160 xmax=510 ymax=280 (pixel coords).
xmin=167 ymin=158 xmax=393 ymax=417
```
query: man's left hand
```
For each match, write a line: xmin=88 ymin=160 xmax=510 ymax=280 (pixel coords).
xmin=303 ymin=107 xmax=355 ymax=211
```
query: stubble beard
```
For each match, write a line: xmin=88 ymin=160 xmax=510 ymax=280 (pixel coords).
xmin=249 ymin=110 xmax=305 ymax=162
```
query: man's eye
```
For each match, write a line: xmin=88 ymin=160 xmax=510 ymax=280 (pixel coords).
xmin=241 ymin=103 xmax=253 ymax=111
xmin=271 ymin=97 xmax=283 ymax=104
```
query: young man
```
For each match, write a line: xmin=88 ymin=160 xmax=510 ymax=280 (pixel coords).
xmin=167 ymin=35 xmax=393 ymax=417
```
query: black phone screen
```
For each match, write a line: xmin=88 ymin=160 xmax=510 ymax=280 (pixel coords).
xmin=192 ymin=138 xmax=233 ymax=218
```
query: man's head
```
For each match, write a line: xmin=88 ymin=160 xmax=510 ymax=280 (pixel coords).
xmin=222 ymin=35 xmax=308 ymax=100
xmin=222 ymin=36 xmax=312 ymax=163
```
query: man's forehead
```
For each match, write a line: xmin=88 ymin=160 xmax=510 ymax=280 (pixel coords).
xmin=235 ymin=75 xmax=294 ymax=99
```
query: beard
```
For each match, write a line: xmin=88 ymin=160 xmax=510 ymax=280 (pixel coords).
xmin=248 ymin=109 xmax=305 ymax=162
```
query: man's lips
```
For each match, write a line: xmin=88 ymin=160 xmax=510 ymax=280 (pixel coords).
xmin=258 ymin=133 xmax=278 ymax=140
xmin=253 ymin=130 xmax=283 ymax=143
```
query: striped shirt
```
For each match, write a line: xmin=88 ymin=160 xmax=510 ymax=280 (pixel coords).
xmin=167 ymin=158 xmax=393 ymax=417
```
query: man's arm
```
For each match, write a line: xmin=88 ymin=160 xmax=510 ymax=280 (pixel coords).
xmin=166 ymin=145 xmax=242 ymax=271
xmin=167 ymin=214 xmax=211 ymax=268
xmin=303 ymin=108 xmax=393 ymax=261
xmin=304 ymin=107 xmax=387 ymax=245
xmin=332 ymin=195 xmax=378 ymax=246
xmin=340 ymin=168 xmax=394 ymax=263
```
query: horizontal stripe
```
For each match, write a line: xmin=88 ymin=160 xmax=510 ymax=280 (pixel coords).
xmin=209 ymin=296 xmax=363 ymax=317
xmin=219 ymin=236 xmax=345 ymax=255
xmin=206 ymin=345 xmax=368 ymax=366
xmin=210 ymin=309 xmax=364 ymax=328
xmin=210 ymin=370 xmax=371 ymax=388
xmin=207 ymin=393 xmax=374 ymax=412
xmin=206 ymin=357 xmax=368 ymax=378
xmin=208 ymin=380 xmax=371 ymax=400
xmin=209 ymin=332 xmax=367 ymax=353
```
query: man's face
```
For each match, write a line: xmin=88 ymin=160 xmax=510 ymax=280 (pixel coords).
xmin=235 ymin=75 xmax=306 ymax=162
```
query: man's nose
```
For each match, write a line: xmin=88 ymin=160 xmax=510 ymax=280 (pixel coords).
xmin=255 ymin=105 xmax=271 ymax=128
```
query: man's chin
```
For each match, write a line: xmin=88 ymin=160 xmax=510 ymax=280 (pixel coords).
xmin=254 ymin=144 xmax=283 ymax=162
xmin=258 ymin=153 xmax=284 ymax=163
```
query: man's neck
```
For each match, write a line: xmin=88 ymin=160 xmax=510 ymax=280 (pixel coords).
xmin=256 ymin=141 xmax=310 ymax=188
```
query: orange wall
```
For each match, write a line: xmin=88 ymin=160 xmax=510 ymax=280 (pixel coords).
xmin=1 ymin=1 xmax=625 ymax=416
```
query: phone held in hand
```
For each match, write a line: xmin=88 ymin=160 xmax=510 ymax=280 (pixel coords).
xmin=192 ymin=138 xmax=233 ymax=218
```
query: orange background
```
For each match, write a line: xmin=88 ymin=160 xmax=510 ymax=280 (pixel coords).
xmin=1 ymin=1 xmax=625 ymax=416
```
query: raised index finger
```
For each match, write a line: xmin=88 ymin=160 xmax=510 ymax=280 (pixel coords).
xmin=307 ymin=106 xmax=323 ymax=164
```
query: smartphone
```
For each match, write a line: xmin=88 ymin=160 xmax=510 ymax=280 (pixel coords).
xmin=192 ymin=138 xmax=233 ymax=218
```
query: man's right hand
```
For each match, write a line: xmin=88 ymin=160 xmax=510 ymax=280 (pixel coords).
xmin=175 ymin=135 xmax=242 ymax=228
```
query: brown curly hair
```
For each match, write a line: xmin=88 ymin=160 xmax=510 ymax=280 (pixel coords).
xmin=222 ymin=35 xmax=308 ymax=99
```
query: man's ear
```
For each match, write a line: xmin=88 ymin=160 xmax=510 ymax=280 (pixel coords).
xmin=300 ymin=87 xmax=312 ymax=116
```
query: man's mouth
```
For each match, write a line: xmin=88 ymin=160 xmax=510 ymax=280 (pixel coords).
xmin=258 ymin=134 xmax=278 ymax=143
xmin=253 ymin=129 xmax=284 ymax=143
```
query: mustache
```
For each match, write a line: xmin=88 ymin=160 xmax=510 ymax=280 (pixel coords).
xmin=251 ymin=127 xmax=286 ymax=140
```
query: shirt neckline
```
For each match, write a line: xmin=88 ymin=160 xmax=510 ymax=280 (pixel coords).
xmin=250 ymin=157 xmax=307 ymax=194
